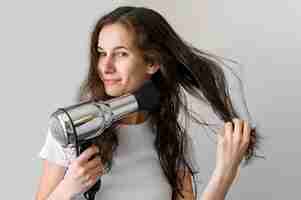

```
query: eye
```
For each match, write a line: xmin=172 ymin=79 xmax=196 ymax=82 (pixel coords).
xmin=96 ymin=47 xmax=106 ymax=57
xmin=115 ymin=51 xmax=128 ymax=57
xmin=98 ymin=51 xmax=106 ymax=57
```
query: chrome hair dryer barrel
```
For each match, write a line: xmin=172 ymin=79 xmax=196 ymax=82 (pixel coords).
xmin=48 ymin=80 xmax=160 ymax=152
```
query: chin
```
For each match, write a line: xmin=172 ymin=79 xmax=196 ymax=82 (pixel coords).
xmin=104 ymin=84 xmax=140 ymax=97
xmin=105 ymin=89 xmax=126 ymax=97
xmin=105 ymin=91 xmax=121 ymax=97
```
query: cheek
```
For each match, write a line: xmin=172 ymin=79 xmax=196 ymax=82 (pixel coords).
xmin=127 ymin=69 xmax=150 ymax=90
xmin=96 ymin=63 xmax=104 ymax=80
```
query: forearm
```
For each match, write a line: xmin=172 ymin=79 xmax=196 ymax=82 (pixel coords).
xmin=201 ymin=171 xmax=233 ymax=200
xmin=46 ymin=181 xmax=73 ymax=200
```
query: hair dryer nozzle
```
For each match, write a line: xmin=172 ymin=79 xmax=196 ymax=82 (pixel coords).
xmin=133 ymin=80 xmax=160 ymax=111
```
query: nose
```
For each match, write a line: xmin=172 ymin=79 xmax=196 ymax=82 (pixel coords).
xmin=100 ymin=54 xmax=115 ymax=74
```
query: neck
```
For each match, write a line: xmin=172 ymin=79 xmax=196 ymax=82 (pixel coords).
xmin=120 ymin=111 xmax=148 ymax=125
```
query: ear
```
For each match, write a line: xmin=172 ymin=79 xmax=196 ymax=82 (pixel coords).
xmin=146 ymin=63 xmax=160 ymax=75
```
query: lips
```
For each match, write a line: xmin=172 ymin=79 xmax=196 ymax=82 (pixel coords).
xmin=103 ymin=79 xmax=121 ymax=86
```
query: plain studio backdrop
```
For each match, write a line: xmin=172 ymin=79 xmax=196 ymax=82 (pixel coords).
xmin=0 ymin=0 xmax=300 ymax=199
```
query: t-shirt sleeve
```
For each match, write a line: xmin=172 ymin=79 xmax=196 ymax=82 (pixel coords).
xmin=38 ymin=129 xmax=76 ymax=167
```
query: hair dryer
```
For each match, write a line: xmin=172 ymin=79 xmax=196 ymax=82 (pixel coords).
xmin=48 ymin=80 xmax=160 ymax=155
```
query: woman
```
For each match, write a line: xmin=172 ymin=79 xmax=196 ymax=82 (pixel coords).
xmin=36 ymin=6 xmax=262 ymax=200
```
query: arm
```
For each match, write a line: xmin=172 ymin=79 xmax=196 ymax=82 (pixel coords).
xmin=36 ymin=145 xmax=104 ymax=200
xmin=175 ymin=169 xmax=240 ymax=200
xmin=35 ymin=160 xmax=72 ymax=200
xmin=201 ymin=169 xmax=240 ymax=200
xmin=177 ymin=117 xmax=248 ymax=200
xmin=201 ymin=119 xmax=250 ymax=200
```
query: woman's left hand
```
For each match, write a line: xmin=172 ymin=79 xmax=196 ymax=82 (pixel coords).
xmin=213 ymin=118 xmax=251 ymax=187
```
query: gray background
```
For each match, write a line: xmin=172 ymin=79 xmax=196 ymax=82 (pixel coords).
xmin=0 ymin=0 xmax=300 ymax=199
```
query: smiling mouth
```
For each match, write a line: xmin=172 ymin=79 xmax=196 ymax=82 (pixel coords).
xmin=104 ymin=80 xmax=121 ymax=85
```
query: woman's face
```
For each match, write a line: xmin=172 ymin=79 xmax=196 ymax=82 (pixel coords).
xmin=97 ymin=23 xmax=159 ymax=97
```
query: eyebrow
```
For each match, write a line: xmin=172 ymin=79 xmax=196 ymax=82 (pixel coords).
xmin=97 ymin=46 xmax=129 ymax=51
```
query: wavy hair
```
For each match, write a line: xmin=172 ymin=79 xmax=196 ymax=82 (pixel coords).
xmin=77 ymin=6 xmax=264 ymax=200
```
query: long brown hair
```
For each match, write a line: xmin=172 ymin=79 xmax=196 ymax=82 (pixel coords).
xmin=78 ymin=6 xmax=264 ymax=200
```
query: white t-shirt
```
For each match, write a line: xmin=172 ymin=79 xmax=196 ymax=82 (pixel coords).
xmin=39 ymin=117 xmax=199 ymax=200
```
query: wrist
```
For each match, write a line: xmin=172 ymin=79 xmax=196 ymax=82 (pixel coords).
xmin=55 ymin=180 xmax=74 ymax=200
xmin=202 ymin=174 xmax=229 ymax=200
xmin=211 ymin=169 xmax=235 ymax=192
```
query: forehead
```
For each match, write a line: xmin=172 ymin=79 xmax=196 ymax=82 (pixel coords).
xmin=97 ymin=23 xmax=136 ymax=49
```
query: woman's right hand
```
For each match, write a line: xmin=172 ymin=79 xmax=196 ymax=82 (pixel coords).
xmin=60 ymin=145 xmax=105 ymax=198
